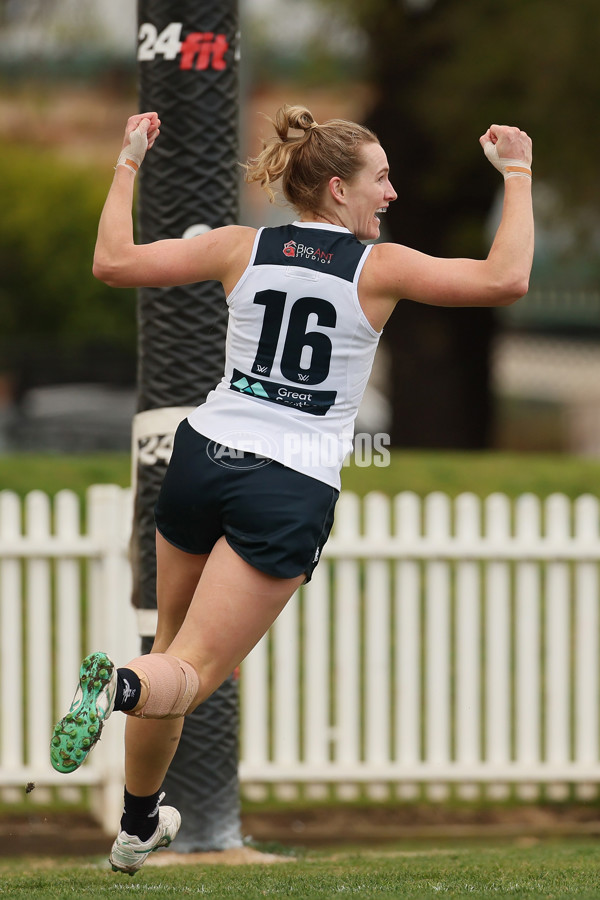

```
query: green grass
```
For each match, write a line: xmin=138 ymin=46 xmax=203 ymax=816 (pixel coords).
xmin=341 ymin=451 xmax=600 ymax=500
xmin=1 ymin=840 xmax=600 ymax=898
xmin=0 ymin=453 xmax=131 ymax=500
xmin=2 ymin=450 xmax=600 ymax=502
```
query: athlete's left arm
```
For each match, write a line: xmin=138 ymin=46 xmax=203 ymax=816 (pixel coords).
xmin=92 ymin=113 xmax=253 ymax=290
xmin=359 ymin=125 xmax=533 ymax=330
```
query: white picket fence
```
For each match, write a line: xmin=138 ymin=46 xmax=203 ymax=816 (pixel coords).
xmin=0 ymin=486 xmax=139 ymax=832
xmin=1 ymin=486 xmax=600 ymax=834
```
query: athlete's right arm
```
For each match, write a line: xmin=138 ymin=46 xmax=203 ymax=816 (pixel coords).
xmin=92 ymin=114 xmax=255 ymax=292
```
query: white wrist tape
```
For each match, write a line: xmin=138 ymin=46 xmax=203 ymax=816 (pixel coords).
xmin=484 ymin=141 xmax=532 ymax=180
xmin=115 ymin=125 xmax=148 ymax=174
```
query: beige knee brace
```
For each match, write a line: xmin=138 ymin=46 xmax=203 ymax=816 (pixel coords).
xmin=125 ymin=654 xmax=199 ymax=719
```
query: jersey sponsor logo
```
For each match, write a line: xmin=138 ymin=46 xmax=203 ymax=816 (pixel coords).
xmin=230 ymin=368 xmax=336 ymax=416
xmin=256 ymin=226 xmax=364 ymax=281
xmin=230 ymin=375 xmax=270 ymax=399
xmin=282 ymin=240 xmax=334 ymax=265
xmin=138 ymin=22 xmax=232 ymax=71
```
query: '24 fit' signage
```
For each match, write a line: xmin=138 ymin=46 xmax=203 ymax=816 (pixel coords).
xmin=138 ymin=22 xmax=230 ymax=70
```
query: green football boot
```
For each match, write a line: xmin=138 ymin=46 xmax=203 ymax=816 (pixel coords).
xmin=50 ymin=651 xmax=117 ymax=773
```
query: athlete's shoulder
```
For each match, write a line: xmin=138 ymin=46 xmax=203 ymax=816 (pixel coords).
xmin=209 ymin=225 xmax=257 ymax=266
xmin=368 ymin=240 xmax=406 ymax=261
xmin=212 ymin=224 xmax=257 ymax=246
xmin=200 ymin=226 xmax=257 ymax=295
xmin=360 ymin=240 xmax=437 ymax=313
xmin=362 ymin=240 xmax=415 ymax=286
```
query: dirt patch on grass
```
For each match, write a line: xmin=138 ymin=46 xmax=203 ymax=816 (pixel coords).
xmin=1 ymin=805 xmax=600 ymax=859
xmin=145 ymin=846 xmax=295 ymax=867
xmin=242 ymin=804 xmax=600 ymax=847
xmin=0 ymin=810 xmax=112 ymax=858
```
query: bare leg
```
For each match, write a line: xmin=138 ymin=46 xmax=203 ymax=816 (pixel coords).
xmin=124 ymin=716 xmax=185 ymax=796
xmin=124 ymin=532 xmax=304 ymax=796
xmin=167 ymin=535 xmax=305 ymax=709
xmin=124 ymin=533 xmax=207 ymax=796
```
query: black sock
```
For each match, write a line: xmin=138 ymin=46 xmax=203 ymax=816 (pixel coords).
xmin=121 ymin=788 xmax=162 ymax=842
xmin=114 ymin=668 xmax=142 ymax=712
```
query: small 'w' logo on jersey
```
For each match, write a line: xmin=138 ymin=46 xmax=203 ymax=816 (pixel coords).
xmin=255 ymin=365 xmax=268 ymax=374
xmin=297 ymin=373 xmax=310 ymax=382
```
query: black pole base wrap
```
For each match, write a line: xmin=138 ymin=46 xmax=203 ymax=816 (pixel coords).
xmin=134 ymin=0 xmax=241 ymax=851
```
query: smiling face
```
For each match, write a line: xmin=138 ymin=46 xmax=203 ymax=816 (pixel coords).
xmin=328 ymin=142 xmax=397 ymax=240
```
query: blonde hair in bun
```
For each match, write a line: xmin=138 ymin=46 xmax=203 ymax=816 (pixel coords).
xmin=244 ymin=104 xmax=379 ymax=211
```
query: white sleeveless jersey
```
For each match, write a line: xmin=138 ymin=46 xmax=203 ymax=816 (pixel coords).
xmin=188 ymin=221 xmax=380 ymax=489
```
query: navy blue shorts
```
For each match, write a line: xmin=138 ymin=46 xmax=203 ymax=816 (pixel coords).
xmin=154 ymin=419 xmax=339 ymax=582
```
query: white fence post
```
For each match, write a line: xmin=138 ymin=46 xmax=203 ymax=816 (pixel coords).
xmin=303 ymin=560 xmax=331 ymax=800
xmin=332 ymin=492 xmax=361 ymax=800
xmin=0 ymin=491 xmax=24 ymax=804
xmin=545 ymin=493 xmax=571 ymax=800
xmin=394 ymin=491 xmax=421 ymax=800
xmin=272 ymin=590 xmax=300 ymax=800
xmin=54 ymin=489 xmax=85 ymax=806
xmin=25 ymin=491 xmax=54 ymax=805
xmin=455 ymin=492 xmax=482 ymax=801
xmin=240 ymin=630 xmax=269 ymax=800
xmin=484 ymin=493 xmax=512 ymax=800
xmin=514 ymin=493 xmax=542 ymax=801
xmin=86 ymin=484 xmax=137 ymax=835
xmin=364 ymin=492 xmax=392 ymax=799
xmin=574 ymin=494 xmax=599 ymax=800
xmin=424 ymin=492 xmax=452 ymax=801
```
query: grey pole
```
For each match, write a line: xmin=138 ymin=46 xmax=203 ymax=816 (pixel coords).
xmin=132 ymin=0 xmax=242 ymax=851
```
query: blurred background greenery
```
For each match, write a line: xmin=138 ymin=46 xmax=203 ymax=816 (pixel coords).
xmin=1 ymin=0 xmax=599 ymax=459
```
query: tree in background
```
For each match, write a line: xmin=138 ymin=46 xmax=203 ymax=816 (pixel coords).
xmin=321 ymin=0 xmax=600 ymax=448
xmin=0 ymin=146 xmax=137 ymax=397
